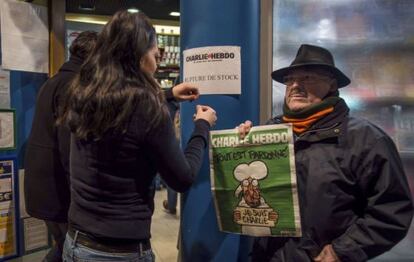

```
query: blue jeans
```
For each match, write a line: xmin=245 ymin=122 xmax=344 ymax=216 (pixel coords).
xmin=62 ymin=232 xmax=155 ymax=262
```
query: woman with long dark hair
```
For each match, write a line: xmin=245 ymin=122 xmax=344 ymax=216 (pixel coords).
xmin=60 ymin=10 xmax=216 ymax=262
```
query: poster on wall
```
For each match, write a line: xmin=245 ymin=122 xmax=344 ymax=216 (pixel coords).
xmin=0 ymin=109 xmax=15 ymax=150
xmin=0 ymin=158 xmax=17 ymax=259
xmin=183 ymin=46 xmax=241 ymax=94
xmin=0 ymin=68 xmax=10 ymax=109
xmin=19 ymin=169 xmax=51 ymax=254
xmin=209 ymin=124 xmax=301 ymax=237
xmin=22 ymin=217 xmax=48 ymax=252
xmin=0 ymin=0 xmax=49 ymax=73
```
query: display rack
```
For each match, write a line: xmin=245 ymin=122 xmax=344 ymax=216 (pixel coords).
xmin=155 ymin=32 xmax=180 ymax=89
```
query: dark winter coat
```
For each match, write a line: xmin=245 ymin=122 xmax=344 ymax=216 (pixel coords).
xmin=252 ymin=99 xmax=413 ymax=262
xmin=24 ymin=55 xmax=83 ymax=222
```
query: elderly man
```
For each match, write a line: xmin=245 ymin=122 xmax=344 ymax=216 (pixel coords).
xmin=239 ymin=44 xmax=413 ymax=261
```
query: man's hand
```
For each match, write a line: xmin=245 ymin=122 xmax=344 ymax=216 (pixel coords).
xmin=172 ymin=82 xmax=200 ymax=102
xmin=314 ymin=244 xmax=340 ymax=262
xmin=237 ymin=120 xmax=253 ymax=139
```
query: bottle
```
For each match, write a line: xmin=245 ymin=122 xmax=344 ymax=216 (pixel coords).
xmin=157 ymin=34 xmax=164 ymax=48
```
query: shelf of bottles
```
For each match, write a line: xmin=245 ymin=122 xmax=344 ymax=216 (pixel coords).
xmin=156 ymin=32 xmax=180 ymax=89
xmin=158 ymin=33 xmax=180 ymax=67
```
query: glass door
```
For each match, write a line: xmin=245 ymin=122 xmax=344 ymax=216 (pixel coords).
xmin=272 ymin=0 xmax=414 ymax=260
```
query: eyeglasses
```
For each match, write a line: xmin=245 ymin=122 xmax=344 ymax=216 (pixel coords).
xmin=283 ymin=74 xmax=332 ymax=86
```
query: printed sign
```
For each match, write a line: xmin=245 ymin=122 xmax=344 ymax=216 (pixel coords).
xmin=0 ymin=110 xmax=16 ymax=150
xmin=23 ymin=217 xmax=48 ymax=252
xmin=0 ymin=159 xmax=17 ymax=258
xmin=209 ymin=124 xmax=301 ymax=237
xmin=0 ymin=68 xmax=10 ymax=109
xmin=183 ymin=46 xmax=241 ymax=94
xmin=0 ymin=0 xmax=49 ymax=73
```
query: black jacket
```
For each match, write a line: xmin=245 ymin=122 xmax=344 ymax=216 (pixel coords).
xmin=68 ymin=103 xmax=210 ymax=240
xmin=24 ymin=55 xmax=83 ymax=222
xmin=252 ymin=99 xmax=413 ymax=262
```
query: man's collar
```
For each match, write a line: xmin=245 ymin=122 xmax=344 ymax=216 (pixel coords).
xmin=59 ymin=55 xmax=84 ymax=73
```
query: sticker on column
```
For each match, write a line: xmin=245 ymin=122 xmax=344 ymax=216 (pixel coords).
xmin=183 ymin=46 xmax=241 ymax=94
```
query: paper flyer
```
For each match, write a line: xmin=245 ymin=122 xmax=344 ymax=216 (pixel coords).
xmin=183 ymin=45 xmax=241 ymax=95
xmin=0 ymin=110 xmax=15 ymax=150
xmin=0 ymin=159 xmax=16 ymax=258
xmin=0 ymin=0 xmax=49 ymax=73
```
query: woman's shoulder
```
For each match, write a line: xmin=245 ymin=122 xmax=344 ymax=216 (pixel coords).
xmin=128 ymin=100 xmax=170 ymax=133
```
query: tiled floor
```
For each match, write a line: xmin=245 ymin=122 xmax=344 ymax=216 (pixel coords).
xmin=151 ymin=188 xmax=181 ymax=262
xmin=8 ymin=189 xmax=180 ymax=262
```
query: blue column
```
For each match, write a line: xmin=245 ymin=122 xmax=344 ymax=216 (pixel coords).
xmin=180 ymin=0 xmax=260 ymax=261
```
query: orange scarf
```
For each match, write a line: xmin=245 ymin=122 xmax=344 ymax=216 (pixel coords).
xmin=283 ymin=107 xmax=334 ymax=134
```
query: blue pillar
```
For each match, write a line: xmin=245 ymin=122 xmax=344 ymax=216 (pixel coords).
xmin=180 ymin=0 xmax=260 ymax=261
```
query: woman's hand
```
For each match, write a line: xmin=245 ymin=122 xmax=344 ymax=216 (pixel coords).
xmin=237 ymin=120 xmax=253 ymax=139
xmin=172 ymin=82 xmax=200 ymax=102
xmin=194 ymin=105 xmax=217 ymax=127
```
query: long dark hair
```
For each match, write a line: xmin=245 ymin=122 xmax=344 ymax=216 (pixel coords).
xmin=59 ymin=10 xmax=167 ymax=141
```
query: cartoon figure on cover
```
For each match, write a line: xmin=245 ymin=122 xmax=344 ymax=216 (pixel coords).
xmin=233 ymin=160 xmax=278 ymax=236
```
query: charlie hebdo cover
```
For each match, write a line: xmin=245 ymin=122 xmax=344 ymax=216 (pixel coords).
xmin=209 ymin=124 xmax=301 ymax=237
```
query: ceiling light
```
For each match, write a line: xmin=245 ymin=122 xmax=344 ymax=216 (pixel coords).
xmin=128 ymin=8 xmax=139 ymax=13
xmin=169 ymin=12 xmax=180 ymax=17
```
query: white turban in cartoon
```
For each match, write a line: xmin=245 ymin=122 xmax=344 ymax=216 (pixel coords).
xmin=234 ymin=161 xmax=268 ymax=208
